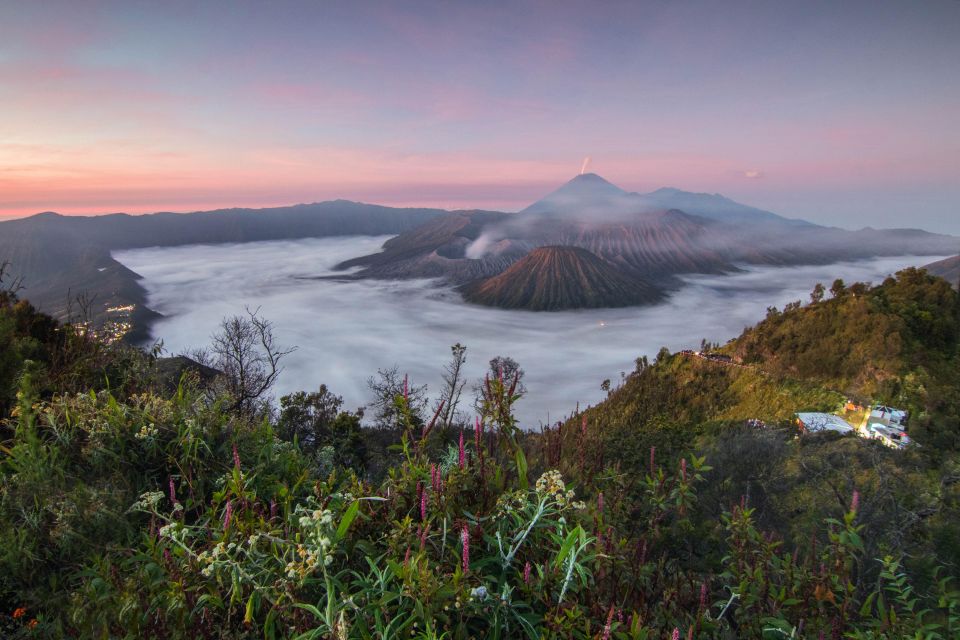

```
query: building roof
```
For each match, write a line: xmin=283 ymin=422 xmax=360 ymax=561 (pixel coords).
xmin=796 ymin=412 xmax=855 ymax=434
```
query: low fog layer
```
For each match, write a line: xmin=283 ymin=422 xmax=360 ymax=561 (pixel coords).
xmin=116 ymin=238 xmax=949 ymax=426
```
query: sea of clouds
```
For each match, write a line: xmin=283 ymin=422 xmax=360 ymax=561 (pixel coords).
xmin=115 ymin=237 xmax=949 ymax=426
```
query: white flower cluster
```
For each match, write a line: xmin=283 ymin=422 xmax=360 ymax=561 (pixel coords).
xmin=130 ymin=491 xmax=164 ymax=512
xmin=135 ymin=423 xmax=159 ymax=440
xmin=535 ymin=470 xmax=585 ymax=509
xmin=158 ymin=523 xmax=188 ymax=543
xmin=284 ymin=504 xmax=338 ymax=580
xmin=195 ymin=533 xmax=264 ymax=578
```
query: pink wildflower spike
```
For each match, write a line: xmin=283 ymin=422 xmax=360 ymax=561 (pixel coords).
xmin=403 ymin=546 xmax=411 ymax=566
xmin=649 ymin=446 xmax=656 ymax=475
xmin=672 ymin=628 xmax=680 ymax=640
xmin=601 ymin=606 xmax=614 ymax=640
xmin=416 ymin=481 xmax=423 ymax=512
xmin=421 ymin=488 xmax=428 ymax=521
xmin=232 ymin=443 xmax=241 ymax=469
xmin=523 ymin=561 xmax=532 ymax=584
xmin=461 ymin=524 xmax=470 ymax=573
xmin=168 ymin=476 xmax=177 ymax=504
xmin=700 ymin=581 xmax=708 ymax=608
xmin=475 ymin=417 xmax=482 ymax=452
xmin=419 ymin=524 xmax=430 ymax=550
xmin=681 ymin=457 xmax=687 ymax=482
xmin=850 ymin=490 xmax=860 ymax=514
xmin=403 ymin=374 xmax=408 ymax=402
xmin=430 ymin=464 xmax=438 ymax=493
xmin=223 ymin=500 xmax=233 ymax=530
xmin=458 ymin=430 xmax=466 ymax=468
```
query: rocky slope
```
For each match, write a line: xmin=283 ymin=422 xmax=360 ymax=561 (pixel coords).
xmin=460 ymin=245 xmax=662 ymax=310
xmin=923 ymin=255 xmax=959 ymax=289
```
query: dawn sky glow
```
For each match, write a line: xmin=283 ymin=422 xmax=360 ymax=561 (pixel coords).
xmin=1 ymin=0 xmax=958 ymax=232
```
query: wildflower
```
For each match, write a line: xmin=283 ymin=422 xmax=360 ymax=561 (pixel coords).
xmin=421 ymin=489 xmax=428 ymax=521
xmin=649 ymin=446 xmax=656 ymax=475
xmin=602 ymin=605 xmax=615 ymax=640
xmin=232 ymin=443 xmax=241 ymax=469
xmin=403 ymin=374 xmax=408 ymax=402
xmin=168 ymin=476 xmax=178 ymax=505
xmin=700 ymin=581 xmax=708 ymax=608
xmin=223 ymin=500 xmax=233 ymax=530
xmin=474 ymin=417 xmax=482 ymax=453
xmin=850 ymin=490 xmax=860 ymax=514
xmin=461 ymin=524 xmax=470 ymax=573
xmin=470 ymin=586 xmax=487 ymax=600
xmin=672 ymin=628 xmax=680 ymax=640
xmin=12 ymin=607 xmax=26 ymax=619
xmin=27 ymin=619 xmax=38 ymax=629
xmin=523 ymin=561 xmax=532 ymax=584
xmin=458 ymin=430 xmax=466 ymax=468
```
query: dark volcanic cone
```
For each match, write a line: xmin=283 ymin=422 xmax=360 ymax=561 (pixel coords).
xmin=460 ymin=245 xmax=663 ymax=311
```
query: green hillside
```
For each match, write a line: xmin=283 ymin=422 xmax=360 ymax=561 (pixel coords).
xmin=1 ymin=267 xmax=959 ymax=638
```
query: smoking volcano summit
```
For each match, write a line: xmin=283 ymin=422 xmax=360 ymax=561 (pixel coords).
xmin=336 ymin=173 xmax=958 ymax=311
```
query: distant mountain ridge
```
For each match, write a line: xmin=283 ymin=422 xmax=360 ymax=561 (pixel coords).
xmin=2 ymin=173 xmax=956 ymax=334
xmin=0 ymin=201 xmax=444 ymax=341
xmin=522 ymin=173 xmax=811 ymax=228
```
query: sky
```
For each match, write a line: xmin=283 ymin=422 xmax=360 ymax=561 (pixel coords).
xmin=1 ymin=0 xmax=958 ymax=233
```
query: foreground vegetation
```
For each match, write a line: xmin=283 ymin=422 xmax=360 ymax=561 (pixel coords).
xmin=1 ymin=266 xmax=958 ymax=638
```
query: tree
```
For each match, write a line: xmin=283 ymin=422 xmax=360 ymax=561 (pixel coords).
xmin=0 ymin=261 xmax=24 ymax=306
xmin=435 ymin=343 xmax=468 ymax=429
xmin=831 ymin=278 xmax=846 ymax=298
xmin=366 ymin=365 xmax=428 ymax=429
xmin=810 ymin=282 xmax=825 ymax=304
xmin=209 ymin=307 xmax=295 ymax=415
xmin=277 ymin=385 xmax=366 ymax=471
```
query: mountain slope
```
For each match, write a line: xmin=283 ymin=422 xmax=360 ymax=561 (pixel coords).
xmin=0 ymin=201 xmax=443 ymax=339
xmin=460 ymin=245 xmax=662 ymax=310
xmin=924 ymin=255 xmax=959 ymax=289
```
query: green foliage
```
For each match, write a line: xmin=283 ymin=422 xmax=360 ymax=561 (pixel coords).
xmin=278 ymin=385 xmax=367 ymax=472
xmin=1 ymin=267 xmax=958 ymax=637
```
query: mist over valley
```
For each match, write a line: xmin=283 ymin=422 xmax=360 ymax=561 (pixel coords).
xmin=115 ymin=237 xmax=948 ymax=425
